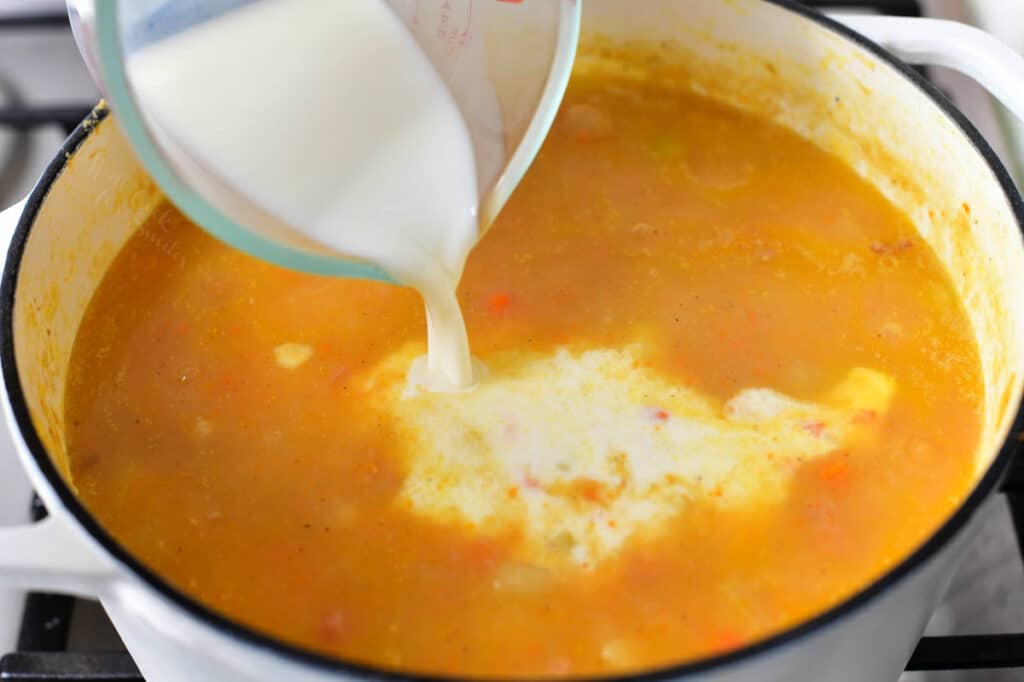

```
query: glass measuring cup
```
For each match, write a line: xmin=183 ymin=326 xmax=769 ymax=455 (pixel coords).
xmin=66 ymin=0 xmax=580 ymax=282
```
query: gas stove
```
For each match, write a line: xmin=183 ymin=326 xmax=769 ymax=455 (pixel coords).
xmin=1 ymin=2 xmax=1023 ymax=681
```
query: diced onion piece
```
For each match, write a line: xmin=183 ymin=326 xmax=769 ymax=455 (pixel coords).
xmin=274 ymin=343 xmax=314 ymax=369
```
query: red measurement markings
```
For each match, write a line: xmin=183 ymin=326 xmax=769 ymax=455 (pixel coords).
xmin=437 ymin=0 xmax=473 ymax=49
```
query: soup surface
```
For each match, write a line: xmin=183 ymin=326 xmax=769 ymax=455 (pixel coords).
xmin=65 ymin=60 xmax=982 ymax=677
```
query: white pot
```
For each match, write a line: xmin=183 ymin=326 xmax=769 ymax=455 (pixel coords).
xmin=2 ymin=2 xmax=1024 ymax=681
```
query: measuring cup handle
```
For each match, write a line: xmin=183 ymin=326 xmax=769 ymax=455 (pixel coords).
xmin=481 ymin=0 xmax=580 ymax=230
xmin=835 ymin=16 xmax=1024 ymax=125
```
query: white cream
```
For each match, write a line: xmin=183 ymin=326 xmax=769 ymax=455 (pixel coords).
xmin=365 ymin=343 xmax=896 ymax=570
xmin=128 ymin=0 xmax=484 ymax=387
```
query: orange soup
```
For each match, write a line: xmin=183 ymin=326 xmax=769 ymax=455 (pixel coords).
xmin=65 ymin=63 xmax=982 ymax=678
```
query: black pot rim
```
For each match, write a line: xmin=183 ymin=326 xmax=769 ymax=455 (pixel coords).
xmin=3 ymin=1 xmax=1023 ymax=680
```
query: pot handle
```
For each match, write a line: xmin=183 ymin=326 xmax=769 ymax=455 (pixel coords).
xmin=834 ymin=16 xmax=1024 ymax=124
xmin=0 ymin=515 xmax=119 ymax=598
xmin=0 ymin=200 xmax=120 ymax=599
xmin=0 ymin=199 xmax=25 ymax=244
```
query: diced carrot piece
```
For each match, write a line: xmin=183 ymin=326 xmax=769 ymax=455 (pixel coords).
xmin=821 ymin=457 xmax=849 ymax=484
xmin=710 ymin=629 xmax=745 ymax=652
xmin=579 ymin=479 xmax=603 ymax=503
xmin=488 ymin=293 xmax=512 ymax=316
xmin=465 ymin=540 xmax=499 ymax=568
xmin=329 ymin=365 xmax=349 ymax=385
xmin=319 ymin=610 xmax=347 ymax=642
xmin=546 ymin=658 xmax=572 ymax=677
xmin=802 ymin=421 xmax=826 ymax=437
xmin=851 ymin=409 xmax=877 ymax=425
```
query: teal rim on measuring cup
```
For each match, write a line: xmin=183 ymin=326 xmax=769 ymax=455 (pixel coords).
xmin=94 ymin=0 xmax=396 ymax=280
xmin=90 ymin=0 xmax=580 ymax=281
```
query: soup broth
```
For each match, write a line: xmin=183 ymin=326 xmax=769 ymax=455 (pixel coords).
xmin=65 ymin=60 xmax=982 ymax=677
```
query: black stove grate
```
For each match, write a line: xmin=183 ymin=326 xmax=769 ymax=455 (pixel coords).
xmin=3 ymin=1 xmax=1024 ymax=680
xmin=0 ymin=12 xmax=92 ymax=135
